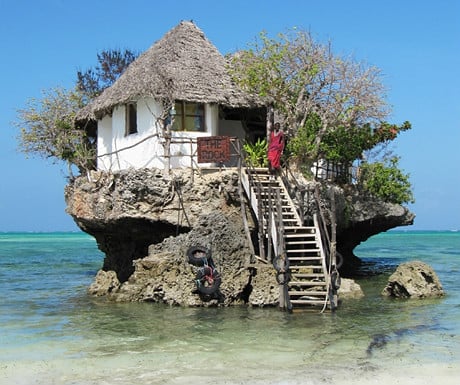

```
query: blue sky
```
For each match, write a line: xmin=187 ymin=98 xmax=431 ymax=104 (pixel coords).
xmin=0 ymin=0 xmax=459 ymax=231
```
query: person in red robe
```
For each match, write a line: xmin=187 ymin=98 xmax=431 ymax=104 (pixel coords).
xmin=267 ymin=122 xmax=285 ymax=176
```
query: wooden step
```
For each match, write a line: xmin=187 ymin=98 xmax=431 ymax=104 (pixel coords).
xmin=262 ymin=207 xmax=294 ymax=212
xmin=285 ymin=239 xmax=318 ymax=245
xmin=290 ymin=265 xmax=324 ymax=270
xmin=289 ymin=281 xmax=326 ymax=286
xmin=263 ymin=213 xmax=297 ymax=219
xmin=287 ymin=256 xmax=321 ymax=260
xmin=287 ymin=255 xmax=321 ymax=262
xmin=246 ymin=167 xmax=270 ymax=173
xmin=257 ymin=188 xmax=285 ymax=192
xmin=281 ymin=219 xmax=300 ymax=225
xmin=284 ymin=226 xmax=315 ymax=232
xmin=260 ymin=185 xmax=282 ymax=189
xmin=244 ymin=167 xmax=332 ymax=310
xmin=261 ymin=191 xmax=286 ymax=196
xmin=284 ymin=235 xmax=316 ymax=241
xmin=287 ymin=249 xmax=320 ymax=254
xmin=290 ymin=299 xmax=329 ymax=305
xmin=288 ymin=290 xmax=327 ymax=296
xmin=280 ymin=214 xmax=298 ymax=219
xmin=290 ymin=273 xmax=325 ymax=279
xmin=280 ymin=213 xmax=298 ymax=218
xmin=284 ymin=228 xmax=315 ymax=233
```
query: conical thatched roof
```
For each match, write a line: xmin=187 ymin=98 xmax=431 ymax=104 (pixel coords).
xmin=78 ymin=21 xmax=262 ymax=120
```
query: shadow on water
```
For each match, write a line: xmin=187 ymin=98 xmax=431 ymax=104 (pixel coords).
xmin=365 ymin=323 xmax=442 ymax=357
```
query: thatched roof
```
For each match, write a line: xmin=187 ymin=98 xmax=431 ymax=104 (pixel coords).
xmin=77 ymin=21 xmax=263 ymax=120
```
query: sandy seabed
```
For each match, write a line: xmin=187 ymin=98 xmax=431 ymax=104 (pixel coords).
xmin=1 ymin=359 xmax=459 ymax=385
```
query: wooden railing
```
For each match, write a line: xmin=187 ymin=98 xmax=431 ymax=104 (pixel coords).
xmin=311 ymin=159 xmax=353 ymax=184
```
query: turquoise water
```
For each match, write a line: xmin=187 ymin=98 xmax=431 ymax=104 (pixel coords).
xmin=0 ymin=231 xmax=459 ymax=384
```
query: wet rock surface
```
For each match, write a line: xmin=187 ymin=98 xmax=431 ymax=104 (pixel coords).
xmin=65 ymin=168 xmax=415 ymax=305
xmin=382 ymin=260 xmax=444 ymax=298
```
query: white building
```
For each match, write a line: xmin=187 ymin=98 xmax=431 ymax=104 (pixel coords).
xmin=77 ymin=21 xmax=266 ymax=172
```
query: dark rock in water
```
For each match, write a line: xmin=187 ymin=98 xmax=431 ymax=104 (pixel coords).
xmin=366 ymin=324 xmax=434 ymax=356
xmin=366 ymin=333 xmax=390 ymax=356
xmin=381 ymin=260 xmax=444 ymax=298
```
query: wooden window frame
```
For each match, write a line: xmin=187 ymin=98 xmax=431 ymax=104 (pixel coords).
xmin=172 ymin=101 xmax=205 ymax=132
xmin=125 ymin=103 xmax=138 ymax=136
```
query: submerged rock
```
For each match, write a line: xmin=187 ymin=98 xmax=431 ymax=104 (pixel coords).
xmin=88 ymin=270 xmax=120 ymax=296
xmin=338 ymin=278 xmax=364 ymax=299
xmin=381 ymin=260 xmax=444 ymax=298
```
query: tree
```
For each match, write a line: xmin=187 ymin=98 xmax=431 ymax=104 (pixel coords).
xmin=77 ymin=49 xmax=138 ymax=103
xmin=16 ymin=49 xmax=138 ymax=176
xmin=229 ymin=30 xmax=409 ymax=165
xmin=15 ymin=87 xmax=95 ymax=177
xmin=359 ymin=156 xmax=414 ymax=204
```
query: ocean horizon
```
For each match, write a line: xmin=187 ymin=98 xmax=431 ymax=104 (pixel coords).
xmin=0 ymin=230 xmax=459 ymax=384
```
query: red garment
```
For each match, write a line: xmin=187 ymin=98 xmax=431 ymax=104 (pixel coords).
xmin=267 ymin=130 xmax=285 ymax=170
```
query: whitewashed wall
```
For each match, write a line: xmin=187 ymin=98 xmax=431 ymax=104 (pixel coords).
xmin=96 ymin=115 xmax=112 ymax=170
xmin=96 ymin=98 xmax=234 ymax=171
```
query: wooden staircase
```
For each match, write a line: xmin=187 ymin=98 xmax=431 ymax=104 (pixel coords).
xmin=284 ymin=225 xmax=329 ymax=307
xmin=240 ymin=167 xmax=333 ymax=310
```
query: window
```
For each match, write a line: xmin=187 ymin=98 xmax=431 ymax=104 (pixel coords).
xmin=172 ymin=101 xmax=205 ymax=131
xmin=125 ymin=103 xmax=137 ymax=135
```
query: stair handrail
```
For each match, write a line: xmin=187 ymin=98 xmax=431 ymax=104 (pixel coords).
xmin=235 ymin=140 xmax=256 ymax=260
xmin=313 ymin=183 xmax=340 ymax=311
xmin=279 ymin=166 xmax=337 ymax=310
xmin=239 ymin=144 xmax=332 ymax=311
xmin=266 ymin=179 xmax=286 ymax=260
xmin=238 ymin=142 xmax=290 ymax=265
xmin=238 ymin=146 xmax=274 ymax=262
xmin=280 ymin=165 xmax=307 ymax=225
xmin=313 ymin=184 xmax=332 ymax=265
xmin=281 ymin=165 xmax=333 ymax=264
xmin=266 ymin=173 xmax=291 ymax=311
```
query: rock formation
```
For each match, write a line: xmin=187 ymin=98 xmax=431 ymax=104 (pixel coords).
xmin=382 ymin=260 xmax=444 ymax=298
xmin=338 ymin=278 xmax=365 ymax=299
xmin=65 ymin=167 xmax=414 ymax=305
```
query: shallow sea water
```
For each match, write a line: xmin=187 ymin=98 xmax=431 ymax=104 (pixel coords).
xmin=0 ymin=231 xmax=459 ymax=384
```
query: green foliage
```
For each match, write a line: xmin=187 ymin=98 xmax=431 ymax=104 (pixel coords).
xmin=286 ymin=114 xmax=319 ymax=164
xmin=359 ymin=156 xmax=414 ymax=204
xmin=16 ymin=48 xmax=137 ymax=176
xmin=243 ymin=138 xmax=268 ymax=167
xmin=319 ymin=121 xmax=412 ymax=163
xmin=287 ymin=113 xmax=412 ymax=167
xmin=231 ymin=27 xmax=415 ymax=206
xmin=231 ymin=28 xmax=412 ymax=193
xmin=77 ymin=49 xmax=138 ymax=103
xmin=15 ymin=88 xmax=95 ymax=175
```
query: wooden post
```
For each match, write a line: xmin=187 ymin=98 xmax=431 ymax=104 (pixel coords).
xmin=163 ymin=133 xmax=171 ymax=176
xmin=266 ymin=105 xmax=274 ymax=141
xmin=329 ymin=188 xmax=338 ymax=310
xmin=237 ymin=150 xmax=256 ymax=262
xmin=278 ymin=257 xmax=286 ymax=310
xmin=255 ymin=176 xmax=266 ymax=261
xmin=330 ymin=189 xmax=337 ymax=267
xmin=162 ymin=111 xmax=173 ymax=177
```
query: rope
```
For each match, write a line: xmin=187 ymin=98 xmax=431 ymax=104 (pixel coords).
xmin=173 ymin=178 xmax=191 ymax=230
